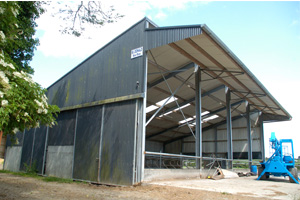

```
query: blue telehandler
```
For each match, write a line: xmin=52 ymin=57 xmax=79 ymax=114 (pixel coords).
xmin=257 ymin=132 xmax=299 ymax=184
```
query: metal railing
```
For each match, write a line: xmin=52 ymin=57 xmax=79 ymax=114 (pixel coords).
xmin=145 ymin=151 xmax=238 ymax=170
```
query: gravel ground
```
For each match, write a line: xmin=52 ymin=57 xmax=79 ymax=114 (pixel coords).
xmin=0 ymin=173 xmax=273 ymax=200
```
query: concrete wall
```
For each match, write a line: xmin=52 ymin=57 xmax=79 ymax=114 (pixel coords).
xmin=4 ymin=146 xmax=22 ymax=172
xmin=46 ymin=146 xmax=73 ymax=179
xmin=144 ymin=169 xmax=200 ymax=181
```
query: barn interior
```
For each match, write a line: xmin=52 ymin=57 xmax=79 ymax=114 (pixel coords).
xmin=144 ymin=24 xmax=291 ymax=169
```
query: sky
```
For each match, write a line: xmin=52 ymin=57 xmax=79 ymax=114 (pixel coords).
xmin=31 ymin=1 xmax=300 ymax=157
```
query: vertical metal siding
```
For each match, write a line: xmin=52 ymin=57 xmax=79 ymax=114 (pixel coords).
xmin=99 ymin=100 xmax=137 ymax=185
xmin=20 ymin=128 xmax=35 ymax=171
xmin=47 ymin=20 xmax=147 ymax=109
xmin=73 ymin=106 xmax=102 ymax=182
xmin=146 ymin=27 xmax=202 ymax=50
xmin=32 ymin=126 xmax=47 ymax=174
xmin=48 ymin=110 xmax=76 ymax=146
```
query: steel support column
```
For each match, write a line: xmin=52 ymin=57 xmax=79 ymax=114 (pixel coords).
xmin=214 ymin=127 xmax=218 ymax=156
xmin=140 ymin=52 xmax=148 ymax=182
xmin=195 ymin=64 xmax=202 ymax=169
xmin=246 ymin=101 xmax=252 ymax=167
xmin=259 ymin=112 xmax=265 ymax=161
xmin=226 ymin=87 xmax=233 ymax=169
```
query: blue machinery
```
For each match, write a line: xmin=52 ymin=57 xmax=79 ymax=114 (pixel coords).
xmin=257 ymin=132 xmax=299 ymax=184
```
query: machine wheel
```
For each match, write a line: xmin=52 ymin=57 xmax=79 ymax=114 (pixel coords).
xmin=258 ymin=167 xmax=267 ymax=180
xmin=289 ymin=167 xmax=298 ymax=183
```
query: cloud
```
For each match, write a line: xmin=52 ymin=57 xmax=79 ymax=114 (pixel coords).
xmin=36 ymin=1 xmax=147 ymax=58
xmin=155 ymin=11 xmax=167 ymax=19
xmin=35 ymin=1 xmax=204 ymax=58
xmin=291 ymin=19 xmax=299 ymax=26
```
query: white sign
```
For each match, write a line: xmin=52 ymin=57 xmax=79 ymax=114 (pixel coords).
xmin=131 ymin=47 xmax=143 ymax=59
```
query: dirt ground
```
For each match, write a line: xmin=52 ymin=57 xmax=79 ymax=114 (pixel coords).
xmin=149 ymin=176 xmax=300 ymax=200
xmin=0 ymin=173 xmax=267 ymax=200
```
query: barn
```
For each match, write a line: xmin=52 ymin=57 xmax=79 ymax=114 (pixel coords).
xmin=4 ymin=17 xmax=291 ymax=185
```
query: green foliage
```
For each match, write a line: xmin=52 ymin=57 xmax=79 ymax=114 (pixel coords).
xmin=0 ymin=2 xmax=59 ymax=139
xmin=0 ymin=170 xmax=74 ymax=184
xmin=42 ymin=176 xmax=74 ymax=183
xmin=23 ymin=160 xmax=38 ymax=174
xmin=0 ymin=1 xmax=44 ymax=74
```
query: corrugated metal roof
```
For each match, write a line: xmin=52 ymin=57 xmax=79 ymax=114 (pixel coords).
xmin=146 ymin=21 xmax=291 ymax=143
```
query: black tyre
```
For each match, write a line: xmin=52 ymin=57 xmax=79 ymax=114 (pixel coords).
xmin=258 ymin=167 xmax=267 ymax=180
xmin=289 ymin=167 xmax=298 ymax=183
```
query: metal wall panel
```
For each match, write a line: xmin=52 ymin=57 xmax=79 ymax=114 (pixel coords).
xmin=73 ymin=106 xmax=102 ymax=182
xmin=145 ymin=141 xmax=163 ymax=152
xmin=20 ymin=129 xmax=35 ymax=171
xmin=4 ymin=146 xmax=22 ymax=172
xmin=46 ymin=146 xmax=73 ymax=179
xmin=32 ymin=126 xmax=47 ymax=174
xmin=6 ymin=131 xmax=24 ymax=147
xmin=47 ymin=20 xmax=147 ymax=109
xmin=165 ymin=140 xmax=181 ymax=154
xmin=146 ymin=26 xmax=202 ymax=50
xmin=100 ymin=100 xmax=136 ymax=185
xmin=48 ymin=110 xmax=76 ymax=146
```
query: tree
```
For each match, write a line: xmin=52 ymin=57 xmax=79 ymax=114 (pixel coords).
xmin=53 ymin=1 xmax=124 ymax=37
xmin=0 ymin=1 xmax=122 ymax=142
xmin=1 ymin=1 xmax=44 ymax=74
xmin=0 ymin=2 xmax=59 ymax=142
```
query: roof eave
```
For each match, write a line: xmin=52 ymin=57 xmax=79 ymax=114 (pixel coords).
xmin=201 ymin=24 xmax=292 ymax=121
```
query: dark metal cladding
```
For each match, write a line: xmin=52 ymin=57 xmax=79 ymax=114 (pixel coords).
xmin=48 ymin=110 xmax=76 ymax=146
xmin=100 ymin=100 xmax=136 ymax=185
xmin=145 ymin=26 xmax=202 ymax=50
xmin=47 ymin=19 xmax=148 ymax=109
xmin=73 ymin=106 xmax=102 ymax=182
xmin=46 ymin=18 xmax=203 ymax=110
xmin=32 ymin=126 xmax=47 ymax=174
xmin=20 ymin=128 xmax=35 ymax=171
xmin=6 ymin=131 xmax=24 ymax=147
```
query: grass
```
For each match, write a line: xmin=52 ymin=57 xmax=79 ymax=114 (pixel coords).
xmin=0 ymin=170 xmax=74 ymax=184
xmin=221 ymin=192 xmax=230 ymax=195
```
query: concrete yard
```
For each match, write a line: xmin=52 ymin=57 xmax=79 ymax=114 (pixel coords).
xmin=0 ymin=172 xmax=299 ymax=199
xmin=148 ymin=176 xmax=300 ymax=200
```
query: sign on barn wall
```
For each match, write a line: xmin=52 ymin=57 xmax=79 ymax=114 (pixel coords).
xmin=131 ymin=47 xmax=143 ymax=59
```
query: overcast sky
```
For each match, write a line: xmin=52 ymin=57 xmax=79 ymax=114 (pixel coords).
xmin=31 ymin=1 xmax=300 ymax=157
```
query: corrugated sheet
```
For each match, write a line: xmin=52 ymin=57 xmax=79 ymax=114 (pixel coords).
xmin=47 ymin=19 xmax=147 ymax=109
xmin=146 ymin=26 xmax=202 ymax=50
xmin=20 ymin=129 xmax=35 ymax=171
xmin=100 ymin=100 xmax=137 ymax=185
xmin=48 ymin=110 xmax=76 ymax=146
xmin=32 ymin=126 xmax=47 ymax=174
xmin=73 ymin=106 xmax=102 ymax=182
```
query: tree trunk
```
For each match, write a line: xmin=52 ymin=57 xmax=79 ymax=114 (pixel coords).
xmin=0 ymin=131 xmax=3 ymax=148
